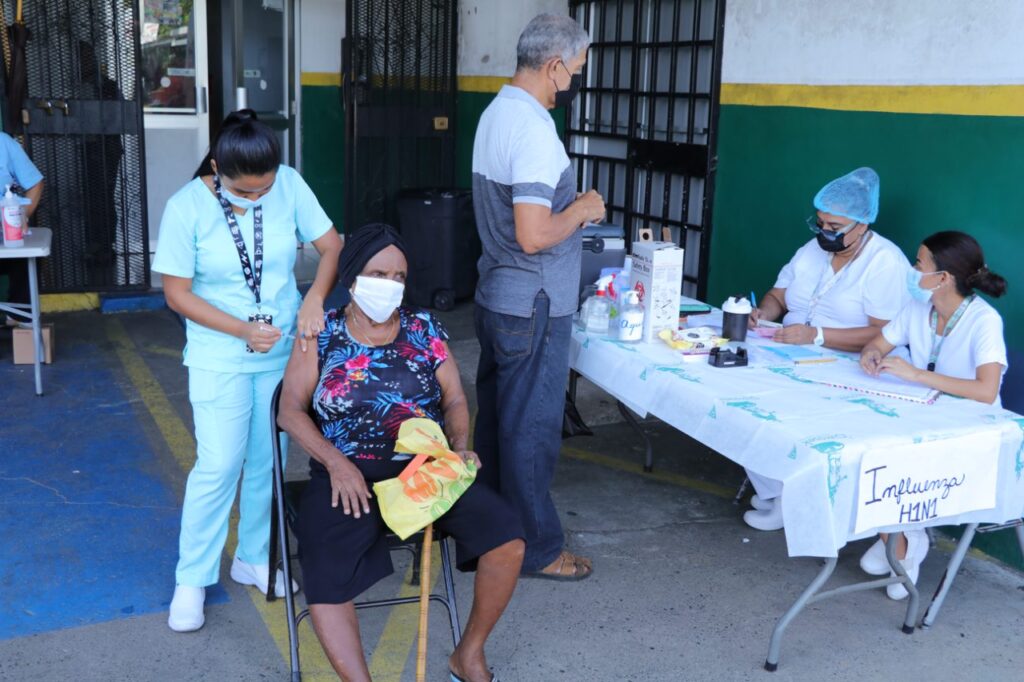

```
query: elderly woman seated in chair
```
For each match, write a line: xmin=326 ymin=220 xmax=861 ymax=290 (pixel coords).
xmin=278 ymin=223 xmax=525 ymax=682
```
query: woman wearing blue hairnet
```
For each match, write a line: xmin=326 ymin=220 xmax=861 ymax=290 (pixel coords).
xmin=743 ymin=167 xmax=910 ymax=532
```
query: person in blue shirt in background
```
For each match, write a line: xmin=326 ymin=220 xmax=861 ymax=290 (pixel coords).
xmin=153 ymin=110 xmax=343 ymax=632
xmin=0 ymin=131 xmax=44 ymax=324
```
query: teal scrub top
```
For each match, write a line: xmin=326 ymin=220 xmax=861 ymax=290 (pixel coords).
xmin=152 ymin=165 xmax=334 ymax=373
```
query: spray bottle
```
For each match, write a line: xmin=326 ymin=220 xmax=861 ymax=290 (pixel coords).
xmin=1 ymin=185 xmax=24 ymax=247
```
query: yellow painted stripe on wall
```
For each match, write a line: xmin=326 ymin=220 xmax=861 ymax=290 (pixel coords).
xmin=301 ymin=71 xmax=508 ymax=94
xmin=457 ymin=75 xmax=509 ymax=93
xmin=41 ymin=293 xmax=99 ymax=312
xmin=300 ymin=71 xmax=342 ymax=87
xmin=721 ymin=83 xmax=1024 ymax=117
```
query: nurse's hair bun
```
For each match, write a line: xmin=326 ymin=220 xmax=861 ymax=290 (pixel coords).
xmin=966 ymin=265 xmax=1008 ymax=298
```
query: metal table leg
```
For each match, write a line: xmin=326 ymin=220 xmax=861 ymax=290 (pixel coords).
xmin=921 ymin=523 xmax=977 ymax=629
xmin=733 ymin=477 xmax=750 ymax=506
xmin=616 ymin=400 xmax=653 ymax=472
xmin=765 ymin=534 xmax=918 ymax=671
xmin=28 ymin=256 xmax=43 ymax=396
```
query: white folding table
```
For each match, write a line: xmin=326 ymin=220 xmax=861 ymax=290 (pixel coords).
xmin=0 ymin=228 xmax=52 ymax=395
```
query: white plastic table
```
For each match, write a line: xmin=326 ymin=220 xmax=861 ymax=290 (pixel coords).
xmin=569 ymin=315 xmax=1024 ymax=668
xmin=0 ymin=228 xmax=52 ymax=395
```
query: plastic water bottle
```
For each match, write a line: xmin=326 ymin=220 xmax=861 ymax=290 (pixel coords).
xmin=1 ymin=185 xmax=24 ymax=247
xmin=584 ymin=287 xmax=611 ymax=335
xmin=616 ymin=289 xmax=644 ymax=342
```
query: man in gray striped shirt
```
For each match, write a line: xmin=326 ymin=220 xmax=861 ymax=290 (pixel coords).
xmin=472 ymin=14 xmax=606 ymax=582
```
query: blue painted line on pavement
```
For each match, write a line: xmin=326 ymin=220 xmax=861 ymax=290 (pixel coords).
xmin=100 ymin=294 xmax=167 ymax=314
xmin=0 ymin=337 xmax=227 ymax=639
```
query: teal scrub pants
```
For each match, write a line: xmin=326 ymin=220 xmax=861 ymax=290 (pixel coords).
xmin=176 ymin=367 xmax=287 ymax=587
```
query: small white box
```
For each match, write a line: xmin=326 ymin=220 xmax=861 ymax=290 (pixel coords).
xmin=631 ymin=241 xmax=684 ymax=342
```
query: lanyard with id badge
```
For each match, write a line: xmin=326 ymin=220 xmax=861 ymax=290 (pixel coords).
xmin=213 ymin=175 xmax=268 ymax=353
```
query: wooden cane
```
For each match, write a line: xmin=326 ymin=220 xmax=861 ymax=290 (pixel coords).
xmin=415 ymin=523 xmax=433 ymax=682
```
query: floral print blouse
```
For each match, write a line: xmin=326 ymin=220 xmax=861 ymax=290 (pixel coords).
xmin=312 ymin=307 xmax=450 ymax=468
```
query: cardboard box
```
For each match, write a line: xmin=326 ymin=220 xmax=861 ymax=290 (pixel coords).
xmin=631 ymin=241 xmax=684 ymax=342
xmin=12 ymin=324 xmax=54 ymax=364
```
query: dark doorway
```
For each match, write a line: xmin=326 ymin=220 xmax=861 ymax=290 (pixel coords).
xmin=568 ymin=0 xmax=726 ymax=299
xmin=342 ymin=0 xmax=458 ymax=233
xmin=207 ymin=0 xmax=295 ymax=165
xmin=13 ymin=0 xmax=149 ymax=292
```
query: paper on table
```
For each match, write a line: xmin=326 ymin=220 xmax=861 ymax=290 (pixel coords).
xmin=763 ymin=345 xmax=835 ymax=364
xmin=795 ymin=360 xmax=940 ymax=404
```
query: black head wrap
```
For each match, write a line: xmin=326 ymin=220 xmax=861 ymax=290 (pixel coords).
xmin=337 ymin=223 xmax=407 ymax=294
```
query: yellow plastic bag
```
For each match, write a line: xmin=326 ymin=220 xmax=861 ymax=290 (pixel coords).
xmin=372 ymin=418 xmax=477 ymax=540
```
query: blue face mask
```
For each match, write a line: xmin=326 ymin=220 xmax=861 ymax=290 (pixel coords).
xmin=216 ymin=176 xmax=263 ymax=210
xmin=906 ymin=269 xmax=942 ymax=303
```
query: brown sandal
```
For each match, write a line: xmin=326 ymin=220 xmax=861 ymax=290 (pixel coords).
xmin=522 ymin=550 xmax=593 ymax=581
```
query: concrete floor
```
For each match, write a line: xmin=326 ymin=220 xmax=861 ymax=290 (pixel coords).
xmin=1 ymin=302 xmax=1023 ymax=681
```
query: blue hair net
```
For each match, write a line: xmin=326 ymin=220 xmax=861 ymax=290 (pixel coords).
xmin=813 ymin=167 xmax=880 ymax=224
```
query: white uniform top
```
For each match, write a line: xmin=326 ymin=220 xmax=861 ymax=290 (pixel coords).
xmin=774 ymin=233 xmax=910 ymax=328
xmin=882 ymin=296 xmax=1008 ymax=406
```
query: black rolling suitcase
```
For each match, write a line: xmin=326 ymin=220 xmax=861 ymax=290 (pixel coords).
xmin=396 ymin=189 xmax=481 ymax=311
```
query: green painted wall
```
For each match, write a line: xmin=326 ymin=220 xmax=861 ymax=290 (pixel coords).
xmin=709 ymin=105 xmax=1024 ymax=346
xmin=709 ymin=104 xmax=1024 ymax=571
xmin=300 ymin=84 xmax=345 ymax=229
xmin=456 ymin=89 xmax=567 ymax=190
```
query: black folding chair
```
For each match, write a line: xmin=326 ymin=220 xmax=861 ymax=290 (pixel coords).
xmin=266 ymin=381 xmax=462 ymax=681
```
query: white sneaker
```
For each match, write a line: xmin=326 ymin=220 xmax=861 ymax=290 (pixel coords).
xmin=168 ymin=585 xmax=205 ymax=632
xmin=749 ymin=494 xmax=774 ymax=512
xmin=230 ymin=557 xmax=299 ymax=598
xmin=886 ymin=530 xmax=929 ymax=600
xmin=743 ymin=504 xmax=783 ymax=531
xmin=859 ymin=538 xmax=890 ymax=576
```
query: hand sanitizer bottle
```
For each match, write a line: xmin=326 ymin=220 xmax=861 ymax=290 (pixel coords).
xmin=616 ymin=289 xmax=644 ymax=342
xmin=1 ymin=185 xmax=24 ymax=247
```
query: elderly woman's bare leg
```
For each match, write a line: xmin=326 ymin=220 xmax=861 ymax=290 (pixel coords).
xmin=449 ymin=539 xmax=525 ymax=682
xmin=309 ymin=602 xmax=371 ymax=682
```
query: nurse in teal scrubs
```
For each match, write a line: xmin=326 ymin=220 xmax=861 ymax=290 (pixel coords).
xmin=153 ymin=110 xmax=343 ymax=632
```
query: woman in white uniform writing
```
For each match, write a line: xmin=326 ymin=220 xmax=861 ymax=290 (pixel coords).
xmin=858 ymin=230 xmax=1008 ymax=599
xmin=743 ymin=167 xmax=910 ymax=531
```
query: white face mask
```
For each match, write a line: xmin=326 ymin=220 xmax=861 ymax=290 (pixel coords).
xmin=352 ymin=275 xmax=404 ymax=323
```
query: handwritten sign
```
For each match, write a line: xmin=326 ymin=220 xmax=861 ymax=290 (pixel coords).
xmin=854 ymin=430 xmax=1001 ymax=534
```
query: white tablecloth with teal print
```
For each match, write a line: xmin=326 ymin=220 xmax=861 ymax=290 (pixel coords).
xmin=569 ymin=324 xmax=1024 ymax=558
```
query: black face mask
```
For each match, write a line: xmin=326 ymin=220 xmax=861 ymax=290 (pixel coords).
xmin=816 ymin=231 xmax=849 ymax=253
xmin=553 ymin=62 xmax=582 ymax=109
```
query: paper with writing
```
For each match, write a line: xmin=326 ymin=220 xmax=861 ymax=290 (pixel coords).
xmin=854 ymin=430 xmax=1000 ymax=534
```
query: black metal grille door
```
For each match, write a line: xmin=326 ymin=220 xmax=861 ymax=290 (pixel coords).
xmin=343 ymin=0 xmax=457 ymax=233
xmin=13 ymin=0 xmax=148 ymax=292
xmin=568 ymin=0 xmax=725 ymax=298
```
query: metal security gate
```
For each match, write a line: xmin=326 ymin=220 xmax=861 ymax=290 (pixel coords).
xmin=568 ymin=0 xmax=725 ymax=299
xmin=9 ymin=0 xmax=148 ymax=292
xmin=343 ymin=0 xmax=457 ymax=232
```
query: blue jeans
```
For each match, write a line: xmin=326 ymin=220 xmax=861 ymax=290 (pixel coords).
xmin=474 ymin=292 xmax=571 ymax=572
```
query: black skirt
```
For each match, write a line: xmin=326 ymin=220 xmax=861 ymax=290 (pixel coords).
xmin=295 ymin=458 xmax=524 ymax=605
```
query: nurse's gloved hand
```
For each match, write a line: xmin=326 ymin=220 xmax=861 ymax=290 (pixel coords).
xmin=243 ymin=321 xmax=282 ymax=353
xmin=297 ymin=293 xmax=326 ymax=353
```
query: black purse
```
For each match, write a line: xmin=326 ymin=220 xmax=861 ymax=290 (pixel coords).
xmin=561 ymin=390 xmax=593 ymax=439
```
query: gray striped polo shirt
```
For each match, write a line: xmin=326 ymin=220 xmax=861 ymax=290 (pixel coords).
xmin=471 ymin=85 xmax=580 ymax=318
